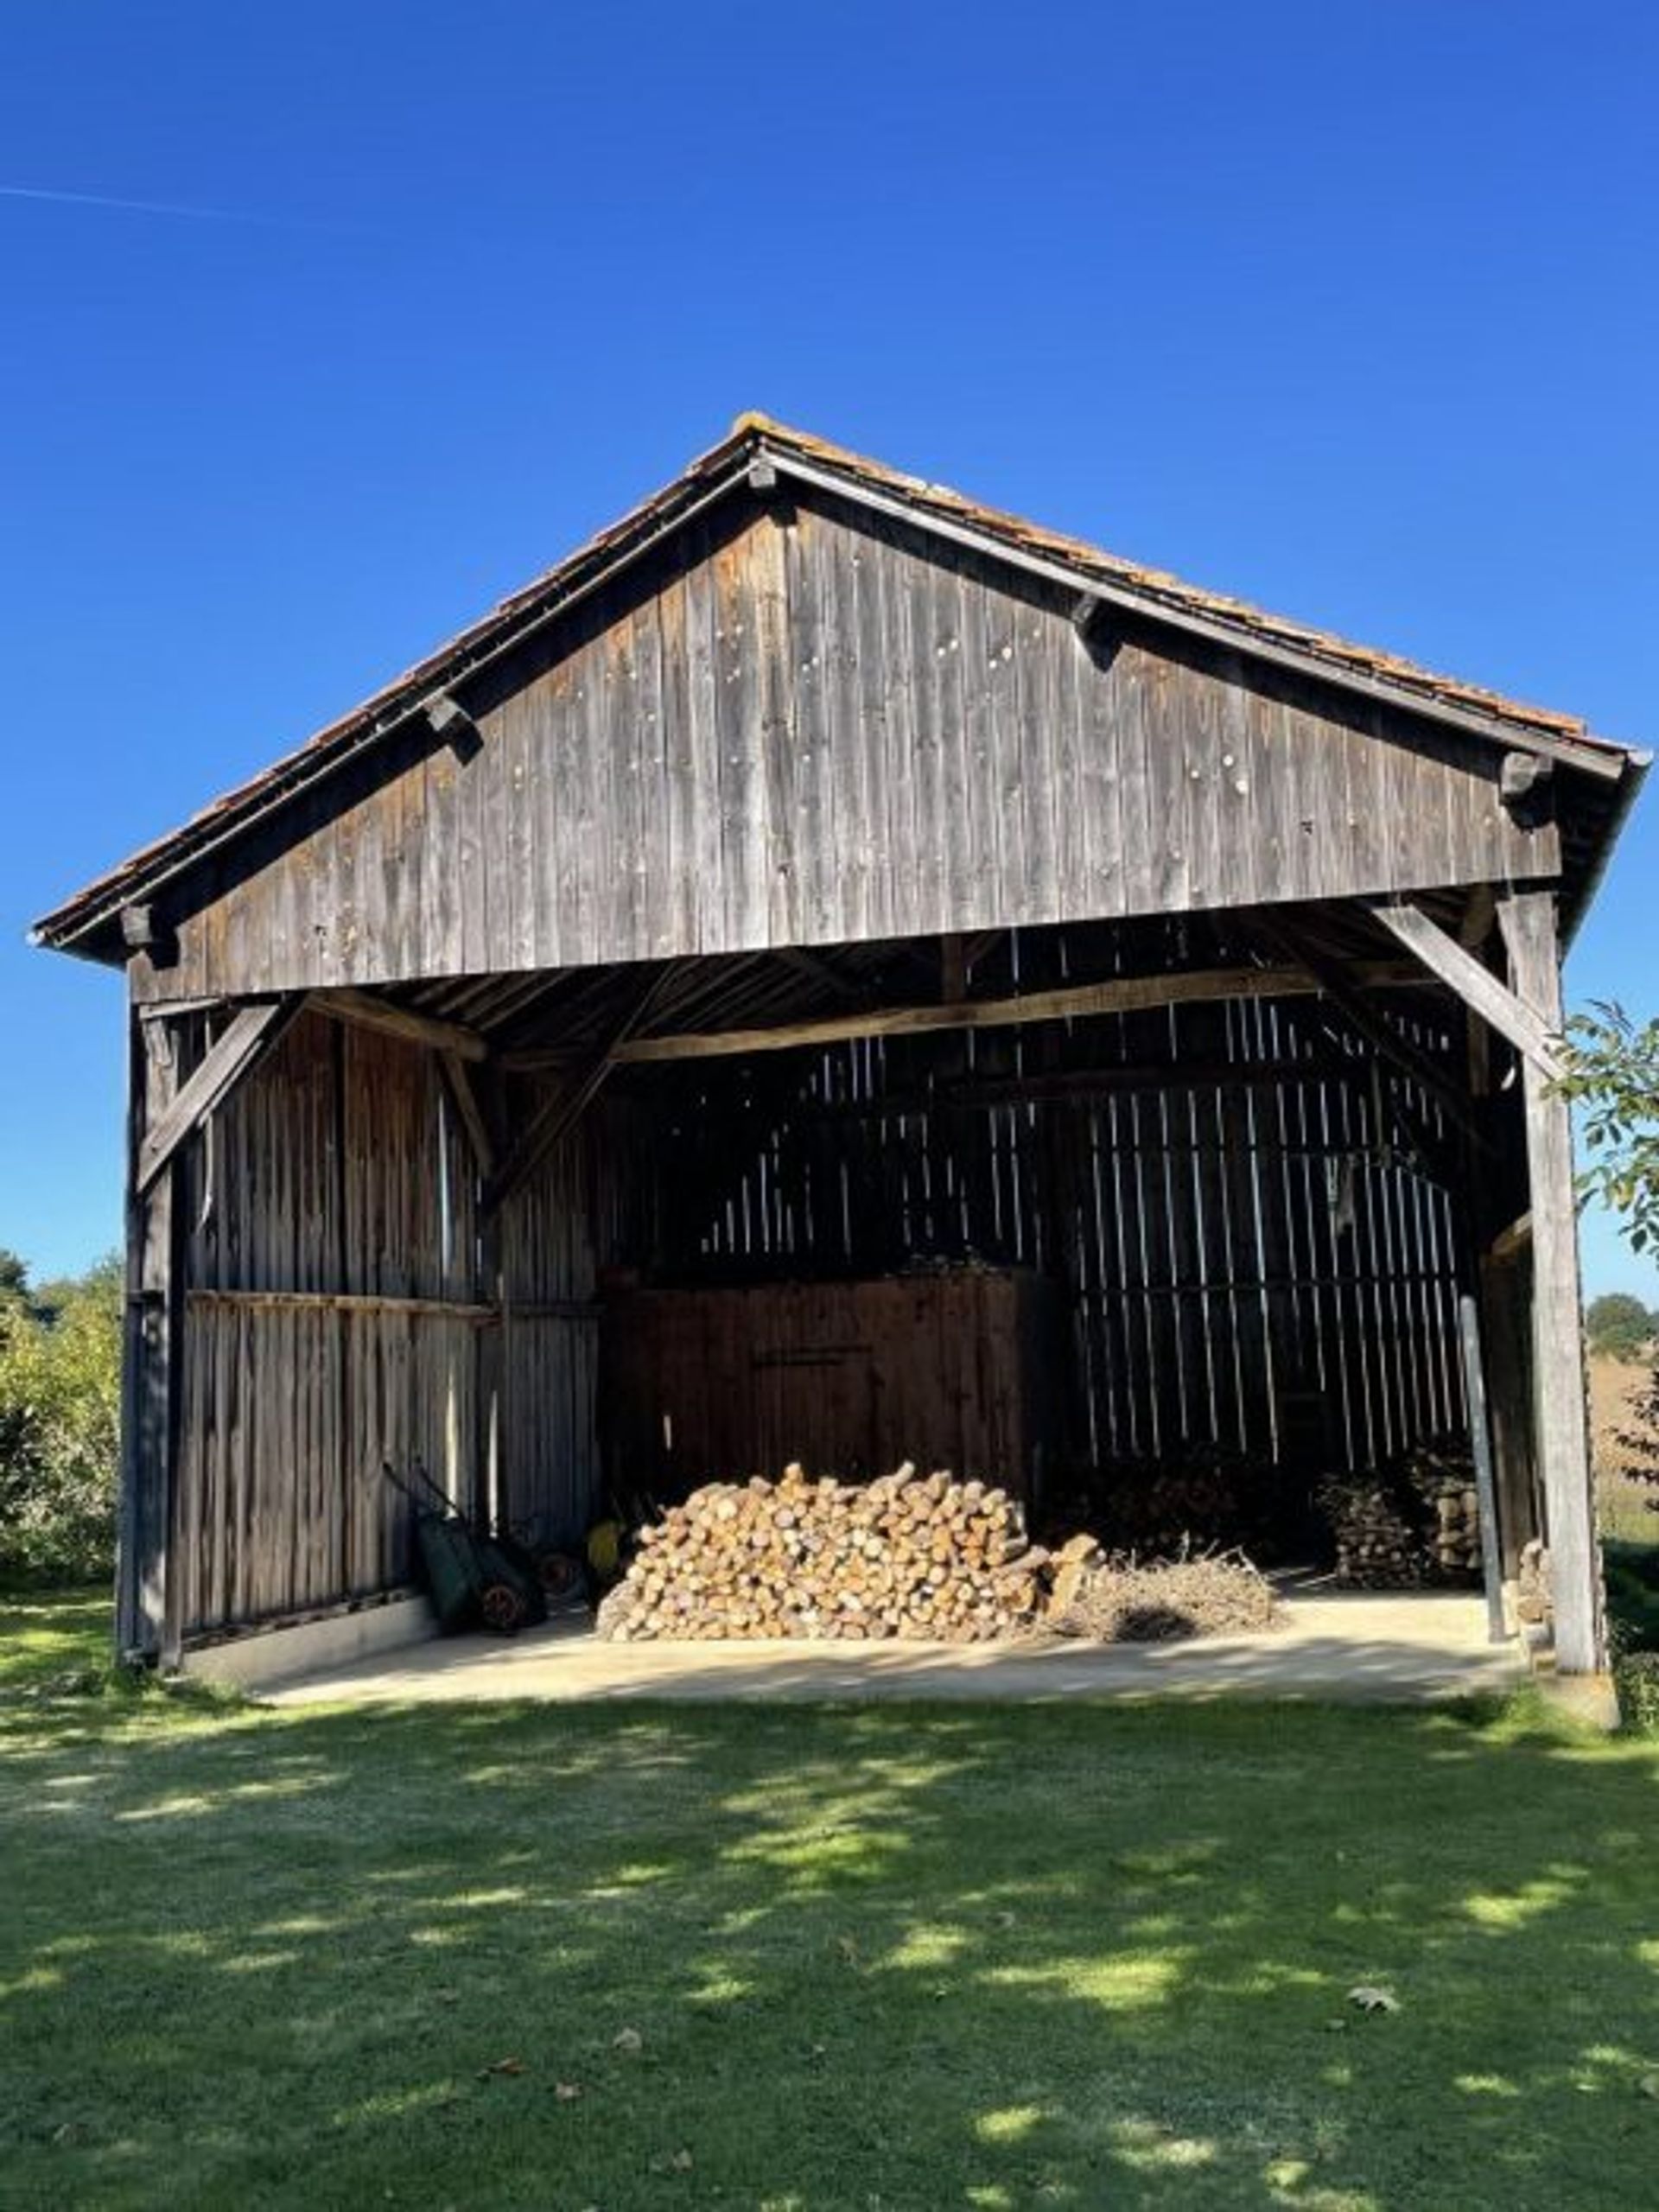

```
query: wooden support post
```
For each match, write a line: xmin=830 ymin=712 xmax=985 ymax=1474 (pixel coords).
xmin=1458 ymin=1293 xmax=1510 ymax=1645
xmin=117 ymin=1006 xmax=182 ymax=1663
xmin=1498 ymin=887 xmax=1601 ymax=1673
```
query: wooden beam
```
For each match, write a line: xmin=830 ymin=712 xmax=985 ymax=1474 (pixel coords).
xmin=118 ymin=1009 xmax=180 ymax=1662
xmin=438 ymin=1052 xmax=498 ymax=1175
xmin=1457 ymin=1292 xmax=1511 ymax=1645
xmin=423 ymin=691 xmax=483 ymax=760
xmin=1488 ymin=1211 xmax=1533 ymax=1264
xmin=1369 ymin=899 xmax=1564 ymax=1078
xmin=604 ymin=959 xmax=1423 ymax=1067
xmin=308 ymin=987 xmax=488 ymax=1064
xmin=136 ymin=999 xmax=301 ymax=1198
xmin=1498 ymin=887 xmax=1602 ymax=1674
xmin=186 ymin=1288 xmax=499 ymax=1322
xmin=1242 ymin=912 xmax=1480 ymax=1139
xmin=484 ymin=971 xmax=672 ymax=1212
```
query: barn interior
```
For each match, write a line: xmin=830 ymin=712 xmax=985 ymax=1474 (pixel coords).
xmin=155 ymin=893 xmax=1537 ymax=1656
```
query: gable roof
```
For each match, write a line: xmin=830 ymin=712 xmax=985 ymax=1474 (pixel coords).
xmin=31 ymin=413 xmax=1648 ymax=961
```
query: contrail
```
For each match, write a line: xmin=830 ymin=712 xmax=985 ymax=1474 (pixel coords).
xmin=0 ymin=183 xmax=359 ymax=232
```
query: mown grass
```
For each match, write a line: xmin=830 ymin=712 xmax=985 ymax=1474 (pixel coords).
xmin=2 ymin=1591 xmax=1657 ymax=2210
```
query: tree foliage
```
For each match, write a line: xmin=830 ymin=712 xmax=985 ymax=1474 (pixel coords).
xmin=0 ymin=1253 xmax=123 ymax=1581
xmin=1586 ymin=1291 xmax=1658 ymax=1362
xmin=1555 ymin=1003 xmax=1659 ymax=1257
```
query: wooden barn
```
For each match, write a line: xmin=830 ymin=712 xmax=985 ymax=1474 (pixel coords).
xmin=33 ymin=416 xmax=1648 ymax=1677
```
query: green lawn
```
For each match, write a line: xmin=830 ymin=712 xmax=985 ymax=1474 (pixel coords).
xmin=2 ymin=1592 xmax=1656 ymax=2210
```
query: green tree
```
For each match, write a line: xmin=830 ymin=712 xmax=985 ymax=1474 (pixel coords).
xmin=1555 ymin=1003 xmax=1659 ymax=1256
xmin=1587 ymin=1291 xmax=1657 ymax=1362
xmin=0 ymin=1253 xmax=124 ymax=1581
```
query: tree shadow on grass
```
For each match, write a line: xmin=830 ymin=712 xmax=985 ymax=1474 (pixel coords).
xmin=1 ymin=1691 xmax=1656 ymax=2210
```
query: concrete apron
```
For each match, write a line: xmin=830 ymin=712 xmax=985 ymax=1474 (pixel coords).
xmin=251 ymin=1588 xmax=1525 ymax=1709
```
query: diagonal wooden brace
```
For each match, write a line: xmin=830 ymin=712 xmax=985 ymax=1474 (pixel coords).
xmin=136 ymin=997 xmax=302 ymax=1197
xmin=1367 ymin=899 xmax=1565 ymax=1079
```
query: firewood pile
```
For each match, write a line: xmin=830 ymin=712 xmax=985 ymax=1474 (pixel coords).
xmin=595 ymin=1464 xmax=1282 ymax=1647
xmin=596 ymin=1464 xmax=1046 ymax=1642
xmin=1316 ymin=1437 xmax=1483 ymax=1588
xmin=1405 ymin=1440 xmax=1483 ymax=1579
xmin=1077 ymin=1444 xmax=1275 ymax=1556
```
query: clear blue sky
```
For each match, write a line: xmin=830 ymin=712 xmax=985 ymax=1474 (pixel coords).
xmin=3 ymin=2 xmax=1655 ymax=1300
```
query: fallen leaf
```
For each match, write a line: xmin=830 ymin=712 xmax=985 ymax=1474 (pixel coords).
xmin=555 ymin=2081 xmax=584 ymax=2101
xmin=613 ymin=2026 xmax=644 ymax=2055
xmin=479 ymin=2056 xmax=525 ymax=2077
xmin=1347 ymin=1985 xmax=1400 ymax=2015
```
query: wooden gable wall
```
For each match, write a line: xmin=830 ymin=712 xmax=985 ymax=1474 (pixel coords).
xmin=133 ymin=489 xmax=1560 ymax=1004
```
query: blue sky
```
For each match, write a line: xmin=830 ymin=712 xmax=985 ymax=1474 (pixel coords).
xmin=3 ymin=1 xmax=1655 ymax=1299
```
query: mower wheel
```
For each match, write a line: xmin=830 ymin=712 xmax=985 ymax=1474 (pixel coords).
xmin=480 ymin=1582 xmax=525 ymax=1633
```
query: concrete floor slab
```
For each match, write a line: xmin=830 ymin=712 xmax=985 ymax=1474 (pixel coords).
xmin=261 ymin=1587 xmax=1524 ymax=1708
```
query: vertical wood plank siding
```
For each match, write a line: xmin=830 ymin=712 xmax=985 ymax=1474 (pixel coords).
xmin=134 ymin=497 xmax=1556 ymax=1004
xmin=166 ymin=1017 xmax=637 ymax=1640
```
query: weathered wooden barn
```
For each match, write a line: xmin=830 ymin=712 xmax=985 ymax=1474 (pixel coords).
xmin=33 ymin=416 xmax=1648 ymax=1676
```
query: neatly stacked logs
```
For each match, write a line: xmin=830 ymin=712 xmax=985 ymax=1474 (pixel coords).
xmin=596 ymin=1464 xmax=1046 ymax=1642
xmin=1317 ymin=1439 xmax=1483 ymax=1588
xmin=1400 ymin=1440 xmax=1482 ymax=1579
xmin=1316 ymin=1475 xmax=1427 ymax=1587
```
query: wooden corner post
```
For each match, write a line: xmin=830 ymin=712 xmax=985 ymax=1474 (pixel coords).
xmin=117 ymin=1003 xmax=181 ymax=1664
xmin=1497 ymin=888 xmax=1603 ymax=1673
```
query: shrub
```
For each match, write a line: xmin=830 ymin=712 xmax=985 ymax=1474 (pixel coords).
xmin=1614 ymin=1650 xmax=1659 ymax=1735
xmin=0 ymin=1255 xmax=123 ymax=1582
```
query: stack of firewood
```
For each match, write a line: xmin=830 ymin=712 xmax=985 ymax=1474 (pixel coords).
xmin=1315 ymin=1475 xmax=1428 ymax=1587
xmin=1074 ymin=1445 xmax=1273 ymax=1556
xmin=1400 ymin=1440 xmax=1482 ymax=1579
xmin=596 ymin=1464 xmax=1046 ymax=1642
xmin=1317 ymin=1438 xmax=1483 ymax=1588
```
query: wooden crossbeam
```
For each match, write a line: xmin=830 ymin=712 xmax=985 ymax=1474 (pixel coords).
xmin=136 ymin=998 xmax=301 ymax=1197
xmin=1368 ymin=899 xmax=1565 ymax=1078
xmin=604 ymin=959 xmax=1422 ymax=1068
xmin=308 ymin=987 xmax=488 ymax=1063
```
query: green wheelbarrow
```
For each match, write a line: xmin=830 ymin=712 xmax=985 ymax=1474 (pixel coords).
xmin=383 ymin=1460 xmax=548 ymax=1635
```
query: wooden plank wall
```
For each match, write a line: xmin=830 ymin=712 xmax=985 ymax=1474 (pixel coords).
xmin=647 ymin=980 xmax=1470 ymax=1487
xmin=601 ymin=1274 xmax=1061 ymax=1504
xmin=496 ymin=1090 xmax=655 ymax=1547
xmin=134 ymin=491 xmax=1557 ymax=1005
xmin=168 ymin=1014 xmax=477 ymax=1638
